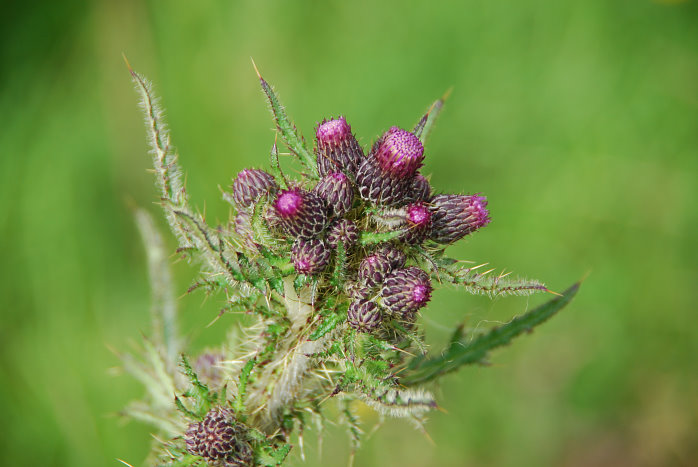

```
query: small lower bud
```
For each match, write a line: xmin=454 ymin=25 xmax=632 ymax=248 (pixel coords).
xmin=314 ymin=172 xmax=354 ymax=217
xmin=381 ymin=266 xmax=432 ymax=316
xmin=185 ymin=407 xmax=249 ymax=463
xmin=358 ymin=254 xmax=392 ymax=288
xmin=291 ymin=238 xmax=330 ymax=275
xmin=402 ymin=202 xmax=432 ymax=244
xmin=232 ymin=169 xmax=277 ymax=208
xmin=274 ymin=188 xmax=329 ymax=239
xmin=326 ymin=219 xmax=359 ymax=249
xmin=347 ymin=299 xmax=382 ymax=332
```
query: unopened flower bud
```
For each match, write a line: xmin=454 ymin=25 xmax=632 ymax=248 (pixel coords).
xmin=402 ymin=201 xmax=432 ymax=244
xmin=381 ymin=266 xmax=432 ymax=316
xmin=291 ymin=238 xmax=330 ymax=275
xmin=315 ymin=117 xmax=364 ymax=177
xmin=347 ymin=299 xmax=382 ymax=332
xmin=406 ymin=174 xmax=432 ymax=203
xmin=273 ymin=188 xmax=328 ymax=239
xmin=314 ymin=172 xmax=354 ymax=217
xmin=430 ymin=194 xmax=490 ymax=244
xmin=186 ymin=407 xmax=249 ymax=463
xmin=374 ymin=127 xmax=424 ymax=178
xmin=358 ymin=253 xmax=392 ymax=288
xmin=346 ymin=280 xmax=372 ymax=301
xmin=374 ymin=244 xmax=406 ymax=270
xmin=232 ymin=169 xmax=277 ymax=208
xmin=356 ymin=127 xmax=424 ymax=206
xmin=326 ymin=219 xmax=359 ymax=249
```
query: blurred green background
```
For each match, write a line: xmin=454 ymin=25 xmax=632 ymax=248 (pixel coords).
xmin=1 ymin=0 xmax=697 ymax=465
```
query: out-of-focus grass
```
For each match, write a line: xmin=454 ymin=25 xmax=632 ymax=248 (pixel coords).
xmin=1 ymin=0 xmax=696 ymax=466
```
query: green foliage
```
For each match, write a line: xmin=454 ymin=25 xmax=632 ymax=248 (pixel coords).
xmin=254 ymin=63 xmax=318 ymax=178
xmin=401 ymin=282 xmax=580 ymax=386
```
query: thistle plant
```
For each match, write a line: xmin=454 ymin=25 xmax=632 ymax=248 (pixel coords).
xmin=121 ymin=60 xmax=579 ymax=467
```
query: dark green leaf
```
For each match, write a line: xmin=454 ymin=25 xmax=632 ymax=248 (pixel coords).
xmin=401 ymin=282 xmax=580 ymax=386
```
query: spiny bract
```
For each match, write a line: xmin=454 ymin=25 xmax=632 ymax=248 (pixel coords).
xmin=123 ymin=63 xmax=578 ymax=467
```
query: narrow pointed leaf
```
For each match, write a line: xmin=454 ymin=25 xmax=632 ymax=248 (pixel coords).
xmin=358 ymin=229 xmax=405 ymax=246
xmin=256 ymin=69 xmax=318 ymax=177
xmin=413 ymin=90 xmax=449 ymax=145
xmin=401 ymin=282 xmax=580 ymax=386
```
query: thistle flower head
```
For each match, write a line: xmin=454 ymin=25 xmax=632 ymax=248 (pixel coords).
xmin=347 ymin=299 xmax=382 ymax=332
xmin=316 ymin=117 xmax=351 ymax=141
xmin=374 ymin=244 xmax=406 ymax=270
xmin=232 ymin=168 xmax=278 ymax=208
xmin=430 ymin=194 xmax=490 ymax=244
xmin=356 ymin=127 xmax=424 ymax=207
xmin=356 ymin=157 xmax=409 ymax=207
xmin=358 ymin=253 xmax=393 ymax=288
xmin=314 ymin=171 xmax=354 ymax=217
xmin=381 ymin=266 xmax=433 ymax=316
xmin=273 ymin=188 xmax=328 ymax=239
xmin=374 ymin=127 xmax=424 ymax=178
xmin=326 ymin=218 xmax=358 ymax=249
xmin=403 ymin=201 xmax=432 ymax=244
xmin=407 ymin=174 xmax=432 ymax=202
xmin=291 ymin=238 xmax=330 ymax=275
xmin=185 ymin=407 xmax=252 ymax=464
xmin=315 ymin=116 xmax=364 ymax=177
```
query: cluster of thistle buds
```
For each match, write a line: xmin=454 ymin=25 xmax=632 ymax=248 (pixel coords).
xmin=232 ymin=116 xmax=491 ymax=333
xmin=124 ymin=64 xmax=579 ymax=467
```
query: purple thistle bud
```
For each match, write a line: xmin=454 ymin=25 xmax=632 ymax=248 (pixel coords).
xmin=406 ymin=174 xmax=432 ymax=203
xmin=430 ymin=194 xmax=491 ymax=244
xmin=291 ymin=238 xmax=330 ymax=275
xmin=346 ymin=280 xmax=372 ymax=301
xmin=358 ymin=253 xmax=392 ymax=288
xmin=374 ymin=127 xmax=425 ymax=178
xmin=232 ymin=169 xmax=278 ymax=208
xmin=402 ymin=201 xmax=433 ymax=244
xmin=315 ymin=117 xmax=364 ymax=177
xmin=374 ymin=244 xmax=407 ymax=270
xmin=356 ymin=127 xmax=424 ymax=206
xmin=273 ymin=188 xmax=328 ymax=239
xmin=326 ymin=218 xmax=359 ymax=249
xmin=186 ymin=407 xmax=246 ymax=462
xmin=347 ymin=299 xmax=382 ymax=333
xmin=356 ymin=157 xmax=406 ymax=207
xmin=381 ymin=266 xmax=432 ymax=316
xmin=313 ymin=172 xmax=354 ymax=217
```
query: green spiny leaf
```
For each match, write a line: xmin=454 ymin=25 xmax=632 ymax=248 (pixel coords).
xmin=413 ymin=90 xmax=449 ymax=146
xmin=254 ymin=64 xmax=318 ymax=178
xmin=401 ymin=282 xmax=580 ymax=386
xmin=235 ymin=358 xmax=256 ymax=418
xmin=331 ymin=240 xmax=347 ymax=287
xmin=440 ymin=262 xmax=550 ymax=297
xmin=358 ymin=229 xmax=405 ymax=246
xmin=174 ymin=395 xmax=200 ymax=420
xmin=179 ymin=354 xmax=214 ymax=413
xmin=309 ymin=311 xmax=346 ymax=341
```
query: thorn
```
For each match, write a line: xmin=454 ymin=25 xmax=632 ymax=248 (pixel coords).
xmin=250 ymin=57 xmax=262 ymax=80
xmin=116 ymin=459 xmax=135 ymax=467
xmin=441 ymin=86 xmax=453 ymax=102
xmin=122 ymin=53 xmax=134 ymax=74
xmin=206 ymin=309 xmax=226 ymax=328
